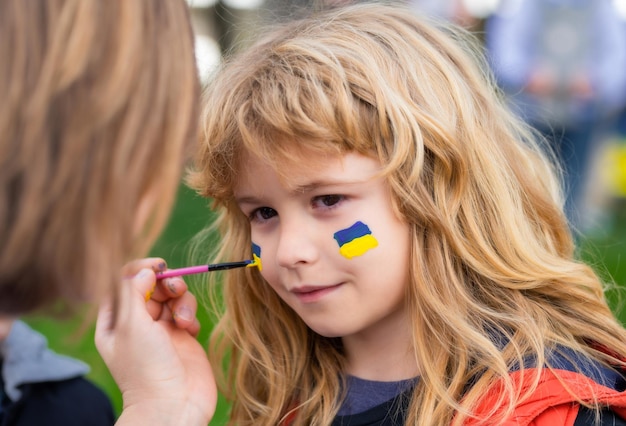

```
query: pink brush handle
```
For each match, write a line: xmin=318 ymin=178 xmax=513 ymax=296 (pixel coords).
xmin=154 ymin=260 xmax=254 ymax=279
xmin=156 ymin=265 xmax=209 ymax=279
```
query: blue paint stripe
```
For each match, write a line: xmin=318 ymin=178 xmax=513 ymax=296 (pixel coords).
xmin=333 ymin=221 xmax=372 ymax=246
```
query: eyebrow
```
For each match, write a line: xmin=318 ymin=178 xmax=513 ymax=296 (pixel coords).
xmin=292 ymin=179 xmax=353 ymax=193
xmin=293 ymin=175 xmax=377 ymax=194
xmin=234 ymin=195 xmax=263 ymax=205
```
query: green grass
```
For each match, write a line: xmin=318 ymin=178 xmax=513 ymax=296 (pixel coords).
xmin=580 ymin=202 xmax=626 ymax=318
xmin=24 ymin=187 xmax=626 ymax=424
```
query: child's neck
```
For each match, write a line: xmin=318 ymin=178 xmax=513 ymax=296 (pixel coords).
xmin=342 ymin=309 xmax=418 ymax=381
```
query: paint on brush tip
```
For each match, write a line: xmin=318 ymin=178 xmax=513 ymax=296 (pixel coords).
xmin=333 ymin=221 xmax=378 ymax=259
xmin=249 ymin=242 xmax=263 ymax=270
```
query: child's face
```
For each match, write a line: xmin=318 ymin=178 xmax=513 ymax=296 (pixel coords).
xmin=234 ymin=151 xmax=412 ymax=341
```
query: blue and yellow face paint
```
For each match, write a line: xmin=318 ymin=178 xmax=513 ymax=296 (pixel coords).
xmin=250 ymin=242 xmax=263 ymax=271
xmin=333 ymin=221 xmax=378 ymax=259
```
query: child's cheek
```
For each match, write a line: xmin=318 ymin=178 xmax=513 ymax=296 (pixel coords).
xmin=333 ymin=221 xmax=378 ymax=259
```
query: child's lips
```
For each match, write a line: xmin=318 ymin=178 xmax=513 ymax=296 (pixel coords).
xmin=291 ymin=283 xmax=343 ymax=303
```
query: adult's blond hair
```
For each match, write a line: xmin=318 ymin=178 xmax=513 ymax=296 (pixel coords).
xmin=189 ymin=3 xmax=626 ymax=424
xmin=0 ymin=0 xmax=199 ymax=315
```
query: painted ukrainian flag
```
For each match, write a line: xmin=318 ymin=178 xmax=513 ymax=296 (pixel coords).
xmin=333 ymin=221 xmax=378 ymax=259
xmin=250 ymin=242 xmax=263 ymax=271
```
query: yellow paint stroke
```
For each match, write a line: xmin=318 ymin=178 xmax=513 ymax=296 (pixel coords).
xmin=249 ymin=243 xmax=263 ymax=271
xmin=249 ymin=253 xmax=263 ymax=271
xmin=338 ymin=234 xmax=379 ymax=259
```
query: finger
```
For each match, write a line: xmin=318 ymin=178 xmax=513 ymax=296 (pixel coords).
xmin=95 ymin=293 xmax=115 ymax=347
xmin=187 ymin=318 xmax=201 ymax=337
xmin=145 ymin=297 xmax=168 ymax=321
xmin=169 ymin=290 xmax=198 ymax=330
xmin=121 ymin=258 xmax=167 ymax=278
xmin=95 ymin=268 xmax=156 ymax=352
xmin=150 ymin=277 xmax=188 ymax=302
xmin=120 ymin=268 xmax=158 ymax=317
xmin=144 ymin=277 xmax=190 ymax=321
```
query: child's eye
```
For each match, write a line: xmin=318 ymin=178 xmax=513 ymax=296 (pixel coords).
xmin=249 ymin=207 xmax=277 ymax=222
xmin=312 ymin=194 xmax=344 ymax=209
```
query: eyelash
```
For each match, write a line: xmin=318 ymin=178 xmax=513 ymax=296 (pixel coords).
xmin=247 ymin=194 xmax=345 ymax=223
xmin=312 ymin=194 xmax=344 ymax=209
xmin=248 ymin=207 xmax=277 ymax=223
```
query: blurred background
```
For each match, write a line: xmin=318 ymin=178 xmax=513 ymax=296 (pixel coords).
xmin=24 ymin=0 xmax=626 ymax=423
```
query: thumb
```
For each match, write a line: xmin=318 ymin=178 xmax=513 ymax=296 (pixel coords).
xmin=95 ymin=268 xmax=155 ymax=345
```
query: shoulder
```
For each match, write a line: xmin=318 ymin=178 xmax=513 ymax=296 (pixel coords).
xmin=510 ymin=366 xmax=626 ymax=425
xmin=473 ymin=347 xmax=626 ymax=425
xmin=6 ymin=377 xmax=115 ymax=426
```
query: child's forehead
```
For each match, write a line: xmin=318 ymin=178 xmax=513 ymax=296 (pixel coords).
xmin=235 ymin=148 xmax=383 ymax=191
xmin=237 ymin=148 xmax=343 ymax=181
xmin=237 ymin=136 xmax=345 ymax=170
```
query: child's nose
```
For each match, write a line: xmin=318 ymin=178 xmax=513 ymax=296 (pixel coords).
xmin=275 ymin=217 xmax=320 ymax=268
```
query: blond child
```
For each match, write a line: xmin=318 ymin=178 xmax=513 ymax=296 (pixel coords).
xmin=99 ymin=3 xmax=626 ymax=425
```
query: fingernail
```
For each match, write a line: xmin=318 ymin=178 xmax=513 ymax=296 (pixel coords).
xmin=154 ymin=262 xmax=167 ymax=272
xmin=175 ymin=305 xmax=193 ymax=322
xmin=166 ymin=278 xmax=178 ymax=295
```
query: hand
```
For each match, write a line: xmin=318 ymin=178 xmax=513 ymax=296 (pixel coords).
xmin=95 ymin=258 xmax=217 ymax=425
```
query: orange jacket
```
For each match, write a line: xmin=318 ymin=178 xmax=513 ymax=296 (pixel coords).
xmin=468 ymin=368 xmax=626 ymax=425
xmin=286 ymin=350 xmax=626 ymax=425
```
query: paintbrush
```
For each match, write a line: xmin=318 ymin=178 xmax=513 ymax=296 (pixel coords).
xmin=155 ymin=259 xmax=257 ymax=279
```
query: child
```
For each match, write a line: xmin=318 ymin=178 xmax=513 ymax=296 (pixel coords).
xmin=98 ymin=3 xmax=626 ymax=425
xmin=1 ymin=0 xmax=204 ymax=423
